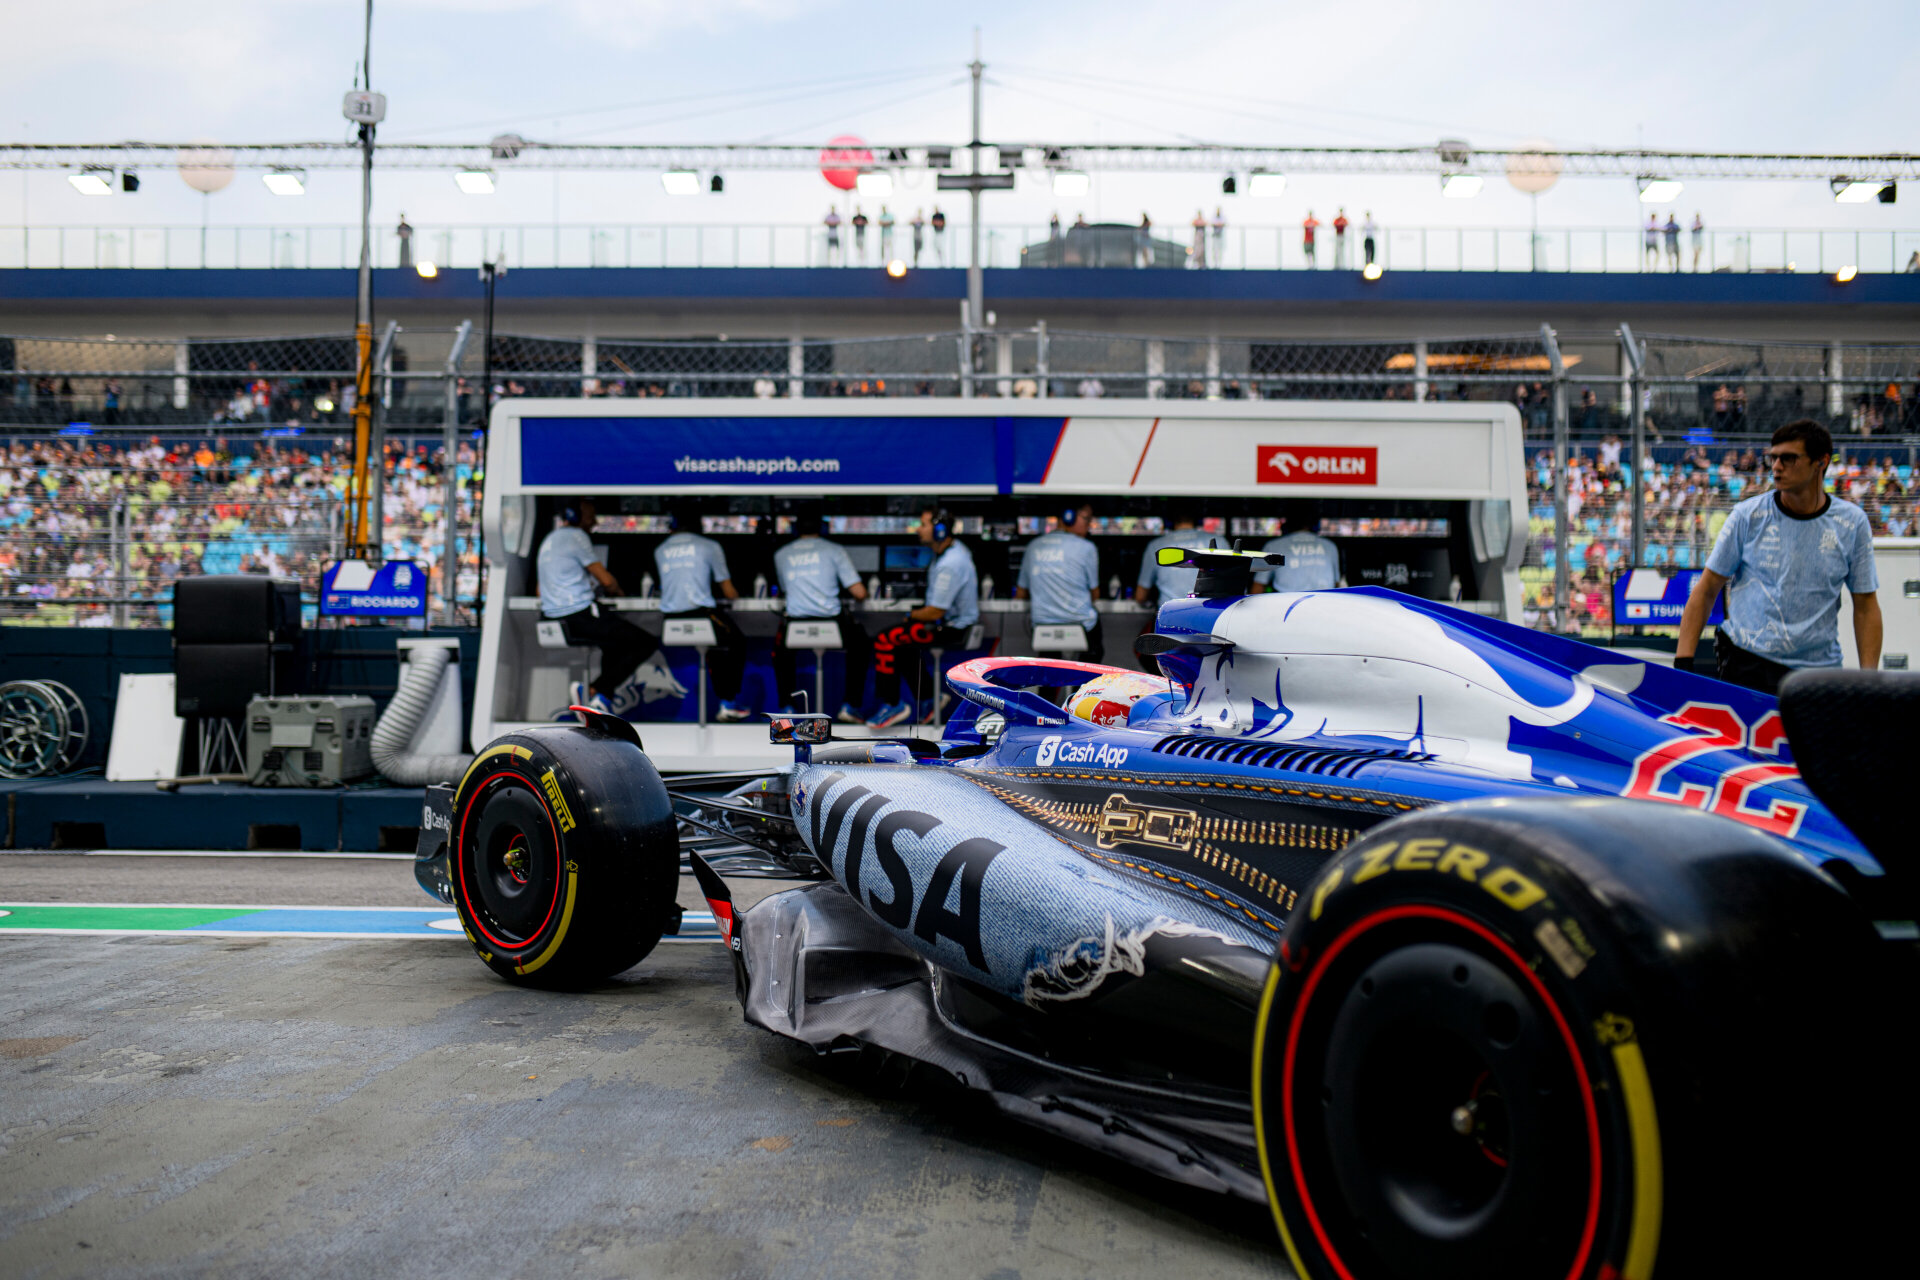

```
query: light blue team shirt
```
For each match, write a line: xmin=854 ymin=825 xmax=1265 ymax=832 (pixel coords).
xmin=654 ymin=531 xmax=731 ymax=613
xmin=1706 ymin=492 xmax=1877 ymax=667
xmin=1255 ymin=531 xmax=1341 ymax=591
xmin=926 ymin=541 xmax=980 ymax=629
xmin=537 ymin=525 xmax=600 ymax=618
xmin=774 ymin=536 xmax=860 ymax=619
xmin=1018 ymin=530 xmax=1099 ymax=628
xmin=1137 ymin=527 xmax=1211 ymax=600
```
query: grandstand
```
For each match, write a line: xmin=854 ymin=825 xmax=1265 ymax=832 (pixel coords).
xmin=4 ymin=325 xmax=1913 ymax=637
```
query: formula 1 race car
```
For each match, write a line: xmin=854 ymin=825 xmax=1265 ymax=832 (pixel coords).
xmin=415 ymin=547 xmax=1915 ymax=1279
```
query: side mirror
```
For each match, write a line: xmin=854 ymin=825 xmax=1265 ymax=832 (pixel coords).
xmin=769 ymin=714 xmax=833 ymax=746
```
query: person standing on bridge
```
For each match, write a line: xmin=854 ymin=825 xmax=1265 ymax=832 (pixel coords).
xmin=824 ymin=206 xmax=843 ymax=266
xmin=910 ymin=209 xmax=926 ymax=266
xmin=395 ymin=214 xmax=413 ymax=269
xmin=1333 ymin=208 xmax=1350 ymax=269
xmin=1362 ymin=211 xmax=1379 ymax=267
xmin=1674 ymin=420 xmax=1881 ymax=694
xmin=930 ymin=206 xmax=947 ymax=265
xmin=878 ymin=206 xmax=896 ymax=263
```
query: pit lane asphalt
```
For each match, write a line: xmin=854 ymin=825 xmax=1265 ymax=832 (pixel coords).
xmin=1 ymin=852 xmax=1290 ymax=1280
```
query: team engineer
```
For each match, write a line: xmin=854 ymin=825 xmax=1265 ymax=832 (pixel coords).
xmin=868 ymin=507 xmax=980 ymax=728
xmin=1018 ymin=502 xmax=1103 ymax=663
xmin=536 ymin=499 xmax=660 ymax=717
xmin=1135 ymin=503 xmax=1210 ymax=607
xmin=1675 ymin=420 xmax=1880 ymax=693
xmin=655 ymin=506 xmax=752 ymax=721
xmin=1254 ymin=504 xmax=1341 ymax=591
xmin=772 ymin=504 xmax=872 ymax=722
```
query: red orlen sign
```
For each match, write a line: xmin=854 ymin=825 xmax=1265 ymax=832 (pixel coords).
xmin=1257 ymin=445 xmax=1378 ymax=485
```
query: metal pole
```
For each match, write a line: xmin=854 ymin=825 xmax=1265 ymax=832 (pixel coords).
xmin=1621 ymin=323 xmax=1647 ymax=569
xmin=346 ymin=0 xmax=377 ymax=556
xmin=442 ymin=319 xmax=472 ymax=626
xmin=367 ymin=319 xmax=399 ymax=561
xmin=957 ymin=300 xmax=972 ymax=399
xmin=1035 ymin=319 xmax=1049 ymax=397
xmin=968 ymin=29 xmax=984 ymax=332
xmin=1542 ymin=324 xmax=1570 ymax=633
xmin=112 ymin=492 xmax=128 ymax=629
xmin=1413 ymin=339 xmax=1428 ymax=401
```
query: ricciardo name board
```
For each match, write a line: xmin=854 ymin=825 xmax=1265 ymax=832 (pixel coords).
xmin=1257 ymin=445 xmax=1378 ymax=486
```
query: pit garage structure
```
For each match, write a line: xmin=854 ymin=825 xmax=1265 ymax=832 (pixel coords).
xmin=476 ymin=399 xmax=1528 ymax=770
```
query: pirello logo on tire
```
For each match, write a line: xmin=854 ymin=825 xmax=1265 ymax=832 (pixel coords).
xmin=1257 ymin=445 xmax=1378 ymax=486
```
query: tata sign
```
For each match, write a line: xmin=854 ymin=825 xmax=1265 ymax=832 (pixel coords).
xmin=321 ymin=559 xmax=429 ymax=617
xmin=1257 ymin=445 xmax=1378 ymax=485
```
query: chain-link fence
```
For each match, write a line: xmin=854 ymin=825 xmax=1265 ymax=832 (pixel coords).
xmin=5 ymin=325 xmax=1917 ymax=635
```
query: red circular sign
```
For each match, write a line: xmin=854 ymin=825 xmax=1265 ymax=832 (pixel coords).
xmin=819 ymin=135 xmax=873 ymax=191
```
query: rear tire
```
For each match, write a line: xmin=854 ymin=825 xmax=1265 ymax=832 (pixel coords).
xmin=449 ymin=723 xmax=679 ymax=989
xmin=1254 ymin=798 xmax=1889 ymax=1280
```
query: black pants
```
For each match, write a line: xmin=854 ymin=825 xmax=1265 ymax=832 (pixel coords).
xmin=773 ymin=615 xmax=873 ymax=712
xmin=873 ymin=621 xmax=972 ymax=703
xmin=555 ymin=604 xmax=659 ymax=695
xmin=663 ymin=608 xmax=745 ymax=702
xmin=1714 ymin=632 xmax=1795 ymax=696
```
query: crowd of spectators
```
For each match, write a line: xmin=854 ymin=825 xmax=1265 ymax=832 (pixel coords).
xmin=1521 ymin=436 xmax=1918 ymax=633
xmin=0 ymin=433 xmax=482 ymax=626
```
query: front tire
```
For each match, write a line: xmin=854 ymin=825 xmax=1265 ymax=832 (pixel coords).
xmin=1254 ymin=798 xmax=1887 ymax=1280
xmin=449 ymin=722 xmax=679 ymax=989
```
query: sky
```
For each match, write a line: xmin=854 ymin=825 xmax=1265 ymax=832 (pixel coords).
xmin=5 ymin=0 xmax=1916 ymax=243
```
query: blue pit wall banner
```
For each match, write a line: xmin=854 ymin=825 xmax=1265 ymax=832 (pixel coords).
xmin=1612 ymin=568 xmax=1725 ymax=627
xmin=321 ymin=559 xmax=429 ymax=617
xmin=520 ymin=416 xmax=1067 ymax=492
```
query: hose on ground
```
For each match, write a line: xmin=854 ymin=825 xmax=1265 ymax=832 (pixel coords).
xmin=371 ymin=646 xmax=473 ymax=787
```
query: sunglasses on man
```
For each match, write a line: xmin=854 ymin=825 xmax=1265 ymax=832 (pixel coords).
xmin=1763 ymin=450 xmax=1809 ymax=465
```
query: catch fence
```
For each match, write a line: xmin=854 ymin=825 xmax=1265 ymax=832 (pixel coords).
xmin=4 ymin=325 xmax=1916 ymax=636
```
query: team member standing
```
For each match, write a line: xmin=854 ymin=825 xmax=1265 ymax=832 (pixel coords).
xmin=1675 ymin=420 xmax=1881 ymax=694
xmin=1018 ymin=502 xmax=1103 ymax=663
xmin=536 ymin=499 xmax=660 ymax=716
xmin=1254 ymin=505 xmax=1342 ymax=591
xmin=869 ymin=507 xmax=980 ymax=728
xmin=772 ymin=504 xmax=871 ymax=721
xmin=655 ymin=506 xmax=751 ymax=721
xmin=1135 ymin=503 xmax=1210 ymax=607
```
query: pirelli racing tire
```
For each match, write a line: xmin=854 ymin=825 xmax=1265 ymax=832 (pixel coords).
xmin=449 ymin=722 xmax=679 ymax=989
xmin=1253 ymin=797 xmax=1891 ymax=1280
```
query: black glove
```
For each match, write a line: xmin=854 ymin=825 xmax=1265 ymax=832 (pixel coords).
xmin=1673 ymin=653 xmax=1695 ymax=673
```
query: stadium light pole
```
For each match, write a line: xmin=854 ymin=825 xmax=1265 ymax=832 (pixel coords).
xmin=935 ymin=31 xmax=1015 ymax=391
xmin=343 ymin=0 xmax=384 ymax=559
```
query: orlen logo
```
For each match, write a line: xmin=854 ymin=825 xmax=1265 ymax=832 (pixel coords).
xmin=1035 ymin=735 xmax=1129 ymax=769
xmin=1257 ymin=445 xmax=1378 ymax=486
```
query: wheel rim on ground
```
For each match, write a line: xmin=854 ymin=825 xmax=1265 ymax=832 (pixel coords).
xmin=1279 ymin=913 xmax=1599 ymax=1280
xmin=458 ymin=776 xmax=563 ymax=952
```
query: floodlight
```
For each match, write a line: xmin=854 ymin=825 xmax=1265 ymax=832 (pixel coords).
xmin=1221 ymin=174 xmax=1237 ymax=195
xmin=1362 ymin=262 xmax=1384 ymax=281
xmin=1441 ymin=173 xmax=1483 ymax=198
xmin=1249 ymin=171 xmax=1287 ymax=197
xmin=120 ymin=172 xmax=139 ymax=193
xmin=262 ymin=168 xmax=306 ymax=196
xmin=660 ymin=169 xmax=700 ymax=196
xmin=856 ymin=171 xmax=894 ymax=198
xmin=416 ymin=261 xmax=439 ymax=279
xmin=1832 ymin=179 xmax=1888 ymax=204
xmin=68 ymin=168 xmax=114 ymax=196
xmin=1835 ymin=265 xmax=1858 ymax=283
xmin=455 ymin=169 xmax=496 ymax=194
xmin=709 ymin=174 xmax=724 ymax=193
xmin=1051 ymin=170 xmax=1090 ymax=198
xmin=886 ymin=259 xmax=907 ymax=278
xmin=1637 ymin=177 xmax=1684 ymax=203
